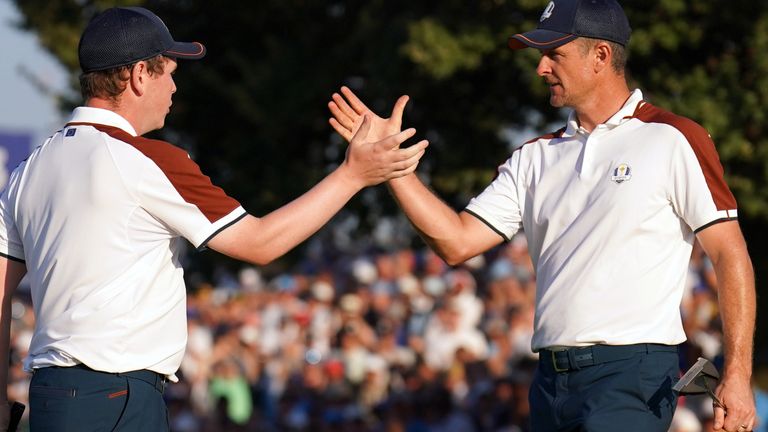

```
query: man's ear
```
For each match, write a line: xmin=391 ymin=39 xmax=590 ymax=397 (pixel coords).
xmin=593 ymin=42 xmax=612 ymax=73
xmin=129 ymin=61 xmax=147 ymax=96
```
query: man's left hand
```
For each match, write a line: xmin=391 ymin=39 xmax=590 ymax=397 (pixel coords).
xmin=713 ymin=373 xmax=756 ymax=431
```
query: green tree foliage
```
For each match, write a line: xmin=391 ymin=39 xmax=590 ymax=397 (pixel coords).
xmin=12 ymin=0 xmax=767 ymax=342
xmin=15 ymin=0 xmax=767 ymax=217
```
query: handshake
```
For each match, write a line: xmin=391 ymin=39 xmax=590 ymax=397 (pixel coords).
xmin=326 ymin=86 xmax=429 ymax=190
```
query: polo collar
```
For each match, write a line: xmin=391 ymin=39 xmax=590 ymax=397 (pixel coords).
xmin=67 ymin=107 xmax=138 ymax=137
xmin=563 ymin=89 xmax=644 ymax=137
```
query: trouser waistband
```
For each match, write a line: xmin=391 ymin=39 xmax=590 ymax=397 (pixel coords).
xmin=540 ymin=343 xmax=678 ymax=373
xmin=67 ymin=363 xmax=168 ymax=393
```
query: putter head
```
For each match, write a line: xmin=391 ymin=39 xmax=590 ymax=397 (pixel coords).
xmin=672 ymin=357 xmax=721 ymax=395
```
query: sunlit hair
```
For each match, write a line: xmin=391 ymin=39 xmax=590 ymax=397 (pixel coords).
xmin=79 ymin=55 xmax=167 ymax=103
xmin=577 ymin=37 xmax=628 ymax=74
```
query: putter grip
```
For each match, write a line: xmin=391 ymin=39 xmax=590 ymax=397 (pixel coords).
xmin=7 ymin=402 xmax=24 ymax=432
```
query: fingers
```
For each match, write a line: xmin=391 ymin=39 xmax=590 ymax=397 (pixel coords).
xmin=350 ymin=114 xmax=371 ymax=144
xmin=330 ymin=93 xmax=358 ymax=123
xmin=328 ymin=100 xmax=355 ymax=132
xmin=377 ymin=127 xmax=417 ymax=150
xmin=390 ymin=95 xmax=409 ymax=129
xmin=384 ymin=140 xmax=429 ymax=180
xmin=713 ymin=405 xmax=726 ymax=430
xmin=397 ymin=139 xmax=429 ymax=160
xmin=345 ymin=128 xmax=428 ymax=186
xmin=384 ymin=139 xmax=428 ymax=174
xmin=399 ymin=140 xmax=429 ymax=165
xmin=340 ymin=86 xmax=370 ymax=114
xmin=387 ymin=159 xmax=420 ymax=179
xmin=713 ymin=396 xmax=756 ymax=432
xmin=328 ymin=118 xmax=353 ymax=142
xmin=328 ymin=90 xmax=363 ymax=143
xmin=713 ymin=377 xmax=757 ymax=432
xmin=722 ymin=411 xmax=756 ymax=432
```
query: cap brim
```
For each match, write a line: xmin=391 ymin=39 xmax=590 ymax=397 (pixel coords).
xmin=164 ymin=41 xmax=206 ymax=60
xmin=508 ymin=29 xmax=577 ymax=50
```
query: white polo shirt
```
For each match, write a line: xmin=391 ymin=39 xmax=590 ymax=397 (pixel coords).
xmin=465 ymin=90 xmax=737 ymax=351
xmin=0 ymin=107 xmax=246 ymax=378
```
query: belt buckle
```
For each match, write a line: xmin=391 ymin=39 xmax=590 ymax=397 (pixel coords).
xmin=552 ymin=350 xmax=568 ymax=372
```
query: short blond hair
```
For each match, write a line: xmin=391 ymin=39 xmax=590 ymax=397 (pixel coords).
xmin=79 ymin=55 xmax=167 ymax=102
xmin=577 ymin=38 xmax=628 ymax=74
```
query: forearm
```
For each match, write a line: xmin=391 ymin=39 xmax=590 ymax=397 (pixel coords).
xmin=0 ymin=259 xmax=26 ymax=403
xmin=696 ymin=221 xmax=757 ymax=429
xmin=388 ymin=175 xmax=474 ymax=265
xmin=0 ymin=298 xmax=11 ymax=402
xmin=217 ymin=166 xmax=362 ymax=265
xmin=714 ymin=251 xmax=756 ymax=378
xmin=254 ymin=167 xmax=361 ymax=258
xmin=209 ymin=124 xmax=426 ymax=265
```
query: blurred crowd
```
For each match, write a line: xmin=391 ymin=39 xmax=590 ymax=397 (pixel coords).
xmin=6 ymin=227 xmax=768 ymax=431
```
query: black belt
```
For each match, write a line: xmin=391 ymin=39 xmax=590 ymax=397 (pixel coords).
xmin=540 ymin=343 xmax=678 ymax=373
xmin=69 ymin=363 xmax=168 ymax=393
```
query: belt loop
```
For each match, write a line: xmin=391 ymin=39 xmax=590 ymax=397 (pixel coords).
xmin=118 ymin=370 xmax=167 ymax=394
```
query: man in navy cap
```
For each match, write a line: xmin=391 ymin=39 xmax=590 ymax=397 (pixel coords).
xmin=0 ymin=6 xmax=427 ymax=431
xmin=328 ymin=0 xmax=756 ymax=430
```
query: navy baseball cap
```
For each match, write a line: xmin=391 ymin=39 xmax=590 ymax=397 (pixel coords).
xmin=78 ymin=7 xmax=206 ymax=73
xmin=509 ymin=0 xmax=631 ymax=50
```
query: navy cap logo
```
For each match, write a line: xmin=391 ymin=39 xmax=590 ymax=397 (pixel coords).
xmin=510 ymin=0 xmax=631 ymax=51
xmin=540 ymin=2 xmax=556 ymax=22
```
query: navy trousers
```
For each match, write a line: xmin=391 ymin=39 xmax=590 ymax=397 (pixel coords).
xmin=29 ymin=365 xmax=169 ymax=432
xmin=529 ymin=344 xmax=679 ymax=431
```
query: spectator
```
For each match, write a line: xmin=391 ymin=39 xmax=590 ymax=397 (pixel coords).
xmin=3 ymin=235 xmax=740 ymax=431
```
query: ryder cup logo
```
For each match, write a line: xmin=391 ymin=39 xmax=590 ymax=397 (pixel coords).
xmin=540 ymin=1 xmax=555 ymax=21
xmin=611 ymin=163 xmax=632 ymax=183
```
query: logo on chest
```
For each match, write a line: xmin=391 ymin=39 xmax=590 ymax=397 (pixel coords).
xmin=610 ymin=163 xmax=632 ymax=183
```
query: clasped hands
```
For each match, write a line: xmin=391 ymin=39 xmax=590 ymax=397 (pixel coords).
xmin=328 ymin=86 xmax=426 ymax=187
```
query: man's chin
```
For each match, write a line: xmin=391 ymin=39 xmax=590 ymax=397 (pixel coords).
xmin=549 ymin=96 xmax=565 ymax=108
xmin=143 ymin=121 xmax=165 ymax=135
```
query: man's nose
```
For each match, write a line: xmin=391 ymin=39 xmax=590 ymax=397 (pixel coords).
xmin=536 ymin=56 xmax=551 ymax=77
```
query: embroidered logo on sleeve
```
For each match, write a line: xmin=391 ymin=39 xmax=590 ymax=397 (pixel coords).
xmin=611 ymin=163 xmax=632 ymax=183
xmin=66 ymin=128 xmax=77 ymax=137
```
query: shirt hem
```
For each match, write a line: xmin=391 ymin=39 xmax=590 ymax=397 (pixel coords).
xmin=0 ymin=251 xmax=25 ymax=263
xmin=693 ymin=216 xmax=738 ymax=234
xmin=196 ymin=211 xmax=248 ymax=251
xmin=463 ymin=209 xmax=511 ymax=242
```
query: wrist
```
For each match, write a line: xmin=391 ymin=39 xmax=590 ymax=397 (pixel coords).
xmin=333 ymin=163 xmax=366 ymax=193
xmin=387 ymin=172 xmax=418 ymax=187
xmin=722 ymin=366 xmax=752 ymax=381
xmin=719 ymin=361 xmax=752 ymax=386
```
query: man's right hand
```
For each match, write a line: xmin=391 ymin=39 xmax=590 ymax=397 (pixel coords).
xmin=339 ymin=115 xmax=428 ymax=188
xmin=328 ymin=86 xmax=409 ymax=143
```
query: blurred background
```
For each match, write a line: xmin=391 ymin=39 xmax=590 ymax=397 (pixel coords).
xmin=1 ymin=0 xmax=766 ymax=431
